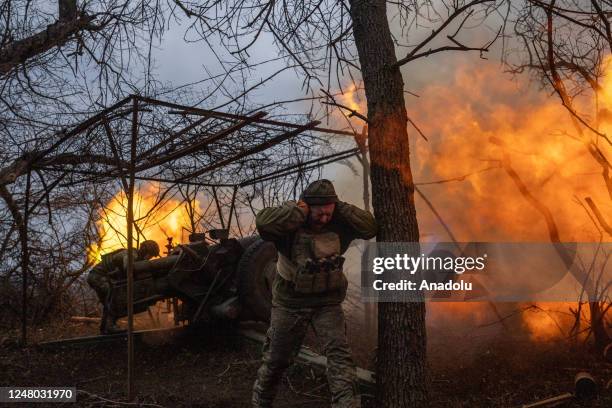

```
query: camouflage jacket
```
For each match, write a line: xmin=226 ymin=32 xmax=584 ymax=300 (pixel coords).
xmin=256 ymin=200 xmax=377 ymax=308
xmin=92 ymin=249 xmax=129 ymax=277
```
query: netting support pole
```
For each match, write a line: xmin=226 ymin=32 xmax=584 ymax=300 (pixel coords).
xmin=20 ymin=168 xmax=31 ymax=346
xmin=127 ymin=95 xmax=139 ymax=401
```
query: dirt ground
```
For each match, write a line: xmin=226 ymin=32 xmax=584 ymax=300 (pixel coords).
xmin=0 ymin=320 xmax=610 ymax=407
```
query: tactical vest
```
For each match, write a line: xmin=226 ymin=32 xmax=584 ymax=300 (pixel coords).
xmin=97 ymin=249 xmax=127 ymax=277
xmin=277 ymin=229 xmax=346 ymax=294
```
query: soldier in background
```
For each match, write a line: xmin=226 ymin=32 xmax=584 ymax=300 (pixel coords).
xmin=252 ymin=179 xmax=377 ymax=408
xmin=87 ymin=240 xmax=160 ymax=334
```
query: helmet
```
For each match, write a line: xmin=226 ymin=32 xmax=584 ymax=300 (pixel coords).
xmin=300 ymin=179 xmax=338 ymax=205
xmin=138 ymin=240 xmax=160 ymax=259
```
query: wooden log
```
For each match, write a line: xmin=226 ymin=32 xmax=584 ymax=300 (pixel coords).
xmin=70 ymin=316 xmax=101 ymax=323
xmin=521 ymin=392 xmax=573 ymax=408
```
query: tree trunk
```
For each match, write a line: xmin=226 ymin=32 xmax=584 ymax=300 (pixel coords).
xmin=349 ymin=1 xmax=427 ymax=407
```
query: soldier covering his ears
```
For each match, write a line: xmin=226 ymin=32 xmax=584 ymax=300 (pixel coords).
xmin=252 ymin=179 xmax=377 ymax=408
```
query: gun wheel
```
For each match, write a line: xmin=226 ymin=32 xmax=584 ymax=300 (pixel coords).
xmin=236 ymin=237 xmax=276 ymax=322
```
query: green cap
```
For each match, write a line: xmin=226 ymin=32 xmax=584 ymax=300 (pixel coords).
xmin=301 ymin=179 xmax=338 ymax=205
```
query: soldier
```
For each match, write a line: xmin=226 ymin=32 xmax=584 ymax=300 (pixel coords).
xmin=252 ymin=179 xmax=377 ymax=408
xmin=87 ymin=240 xmax=160 ymax=334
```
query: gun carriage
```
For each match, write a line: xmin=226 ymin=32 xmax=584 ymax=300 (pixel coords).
xmin=103 ymin=231 xmax=277 ymax=325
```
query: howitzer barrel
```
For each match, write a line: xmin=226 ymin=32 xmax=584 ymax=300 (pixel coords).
xmin=133 ymin=255 xmax=181 ymax=275
xmin=131 ymin=237 xmax=258 ymax=279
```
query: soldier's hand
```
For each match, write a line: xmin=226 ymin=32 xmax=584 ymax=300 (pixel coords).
xmin=297 ymin=200 xmax=309 ymax=218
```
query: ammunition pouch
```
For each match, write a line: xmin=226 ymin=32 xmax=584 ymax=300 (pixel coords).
xmin=276 ymin=229 xmax=345 ymax=294
xmin=293 ymin=255 xmax=346 ymax=294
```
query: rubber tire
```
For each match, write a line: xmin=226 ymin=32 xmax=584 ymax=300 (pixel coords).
xmin=236 ymin=237 xmax=277 ymax=322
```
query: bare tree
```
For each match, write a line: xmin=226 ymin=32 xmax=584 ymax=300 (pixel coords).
xmin=508 ymin=0 xmax=611 ymax=351
xmin=165 ymin=1 xmax=503 ymax=405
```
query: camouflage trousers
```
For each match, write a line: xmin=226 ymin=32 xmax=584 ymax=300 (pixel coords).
xmin=87 ymin=269 xmax=110 ymax=304
xmin=252 ymin=304 xmax=360 ymax=408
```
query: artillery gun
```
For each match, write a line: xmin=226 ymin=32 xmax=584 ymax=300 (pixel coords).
xmin=103 ymin=231 xmax=277 ymax=325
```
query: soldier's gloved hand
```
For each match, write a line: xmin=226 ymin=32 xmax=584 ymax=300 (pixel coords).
xmin=297 ymin=200 xmax=309 ymax=218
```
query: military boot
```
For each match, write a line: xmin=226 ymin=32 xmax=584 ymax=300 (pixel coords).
xmin=100 ymin=308 xmax=125 ymax=335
